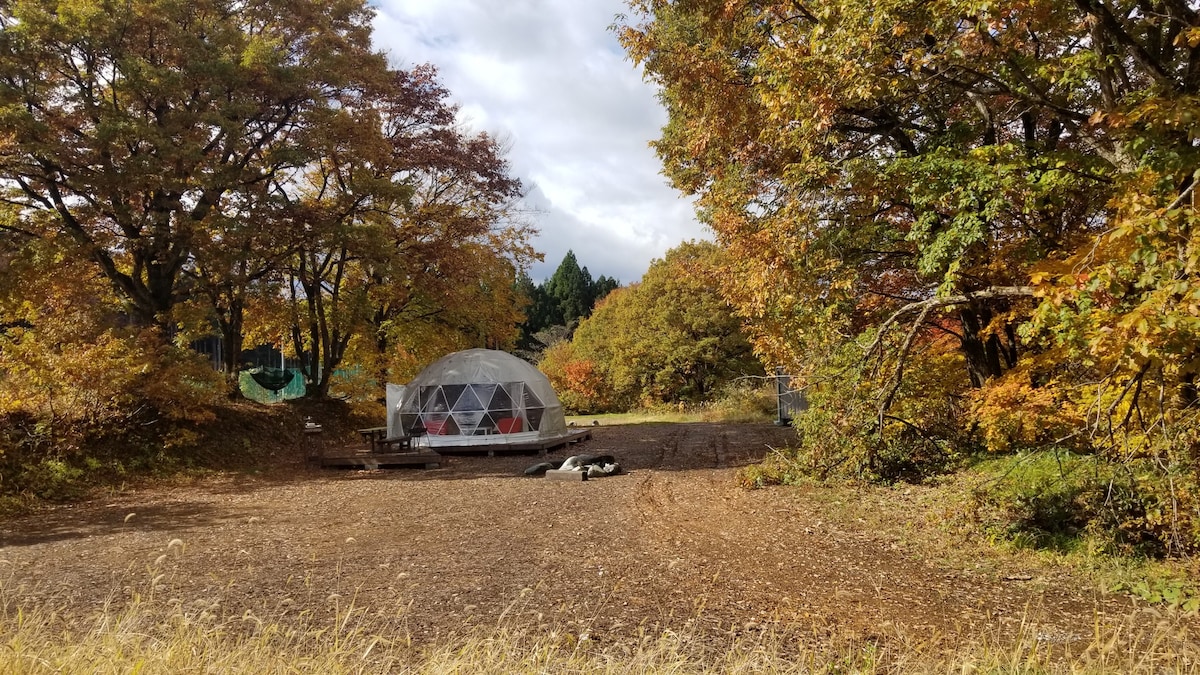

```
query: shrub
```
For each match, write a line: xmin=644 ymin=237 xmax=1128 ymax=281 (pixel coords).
xmin=968 ymin=452 xmax=1200 ymax=557
xmin=537 ymin=341 xmax=619 ymax=414
xmin=701 ymin=381 xmax=776 ymax=422
xmin=771 ymin=339 xmax=968 ymax=483
xmin=736 ymin=447 xmax=807 ymax=488
xmin=967 ymin=374 xmax=1085 ymax=453
xmin=0 ymin=319 xmax=223 ymax=501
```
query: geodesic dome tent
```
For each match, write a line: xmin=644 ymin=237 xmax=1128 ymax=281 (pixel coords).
xmin=386 ymin=349 xmax=568 ymax=448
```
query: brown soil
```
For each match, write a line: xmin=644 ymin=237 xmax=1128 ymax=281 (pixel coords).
xmin=0 ymin=422 xmax=1169 ymax=648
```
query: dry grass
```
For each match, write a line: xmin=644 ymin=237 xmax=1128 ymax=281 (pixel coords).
xmin=784 ymin=469 xmax=1200 ymax=614
xmin=1 ymin=587 xmax=1197 ymax=674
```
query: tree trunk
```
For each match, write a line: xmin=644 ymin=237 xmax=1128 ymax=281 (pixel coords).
xmin=374 ymin=310 xmax=391 ymax=399
xmin=291 ymin=251 xmax=355 ymax=400
xmin=215 ymin=304 xmax=245 ymax=398
xmin=958 ymin=304 xmax=1005 ymax=387
xmin=217 ymin=302 xmax=245 ymax=376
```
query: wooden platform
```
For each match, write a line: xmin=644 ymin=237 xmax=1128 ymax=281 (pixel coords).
xmin=316 ymin=451 xmax=442 ymax=470
xmin=422 ymin=429 xmax=593 ymax=456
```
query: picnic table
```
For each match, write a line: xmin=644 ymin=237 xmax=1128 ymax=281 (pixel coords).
xmin=357 ymin=426 xmax=413 ymax=453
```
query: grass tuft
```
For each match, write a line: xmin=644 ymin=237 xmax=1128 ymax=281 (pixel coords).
xmin=0 ymin=586 xmax=1197 ymax=674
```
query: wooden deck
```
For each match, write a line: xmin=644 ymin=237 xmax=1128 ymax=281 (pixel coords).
xmin=306 ymin=428 xmax=592 ymax=469
xmin=307 ymin=425 xmax=439 ymax=470
xmin=421 ymin=428 xmax=593 ymax=456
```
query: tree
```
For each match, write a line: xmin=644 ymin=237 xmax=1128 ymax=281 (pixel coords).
xmin=0 ymin=229 xmax=220 ymax=439
xmin=542 ymin=250 xmax=591 ymax=327
xmin=280 ymin=67 xmax=530 ymax=397
xmin=1 ymin=0 xmax=536 ymax=401
xmin=589 ymin=274 xmax=620 ymax=308
xmin=619 ymin=0 xmax=1199 ymax=439
xmin=0 ymin=0 xmax=386 ymax=334
xmin=621 ymin=0 xmax=1200 ymax=551
xmin=180 ymin=196 xmax=300 ymax=381
xmin=518 ymin=251 xmax=621 ymax=345
xmin=542 ymin=241 xmax=762 ymax=410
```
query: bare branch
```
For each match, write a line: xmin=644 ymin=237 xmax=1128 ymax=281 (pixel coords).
xmin=863 ymin=286 xmax=1036 ymax=359
xmin=877 ymin=301 xmax=935 ymax=423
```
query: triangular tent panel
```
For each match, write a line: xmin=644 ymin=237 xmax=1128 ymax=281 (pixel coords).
xmin=388 ymin=349 xmax=568 ymax=447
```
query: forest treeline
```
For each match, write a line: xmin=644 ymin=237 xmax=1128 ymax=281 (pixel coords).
xmin=0 ymin=0 xmax=535 ymax=409
xmin=516 ymin=250 xmax=619 ymax=353
xmin=619 ymin=0 xmax=1200 ymax=555
xmin=539 ymin=241 xmax=764 ymax=412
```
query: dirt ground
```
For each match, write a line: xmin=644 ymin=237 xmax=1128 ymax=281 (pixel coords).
xmin=0 ymin=422 xmax=1175 ymax=649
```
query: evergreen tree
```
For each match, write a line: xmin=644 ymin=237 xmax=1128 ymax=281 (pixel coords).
xmin=590 ymin=275 xmax=620 ymax=308
xmin=544 ymin=251 xmax=590 ymax=325
xmin=516 ymin=251 xmax=622 ymax=358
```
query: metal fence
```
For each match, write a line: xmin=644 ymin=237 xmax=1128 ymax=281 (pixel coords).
xmin=774 ymin=367 xmax=808 ymax=426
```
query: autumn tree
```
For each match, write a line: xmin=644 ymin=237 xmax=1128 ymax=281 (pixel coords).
xmin=0 ymin=0 xmax=536 ymax=399
xmin=179 ymin=197 xmax=301 ymax=382
xmin=621 ymin=0 xmax=1197 ymax=429
xmin=0 ymin=0 xmax=386 ymax=338
xmin=0 ymin=225 xmax=220 ymax=447
xmin=541 ymin=241 xmax=761 ymax=411
xmin=621 ymin=0 xmax=1200 ymax=551
xmin=279 ymin=67 xmax=531 ymax=397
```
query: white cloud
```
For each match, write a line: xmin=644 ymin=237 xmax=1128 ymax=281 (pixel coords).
xmin=371 ymin=0 xmax=708 ymax=284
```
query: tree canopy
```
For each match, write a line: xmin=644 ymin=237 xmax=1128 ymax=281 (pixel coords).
xmin=621 ymin=0 xmax=1200 ymax=553
xmin=0 ymin=0 xmax=534 ymax=403
xmin=540 ymin=241 xmax=761 ymax=412
xmin=1 ymin=0 xmax=382 ymax=327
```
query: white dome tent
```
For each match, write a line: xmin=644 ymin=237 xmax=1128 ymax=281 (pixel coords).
xmin=386 ymin=349 xmax=571 ymax=450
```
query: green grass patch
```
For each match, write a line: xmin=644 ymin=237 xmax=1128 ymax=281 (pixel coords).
xmin=958 ymin=450 xmax=1200 ymax=611
xmin=568 ymin=383 xmax=778 ymax=427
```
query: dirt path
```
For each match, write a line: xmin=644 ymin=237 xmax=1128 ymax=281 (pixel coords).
xmin=0 ymin=423 xmax=1152 ymax=647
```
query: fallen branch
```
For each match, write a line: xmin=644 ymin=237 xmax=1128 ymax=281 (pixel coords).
xmin=877 ymin=301 xmax=935 ymax=422
xmin=864 ymin=286 xmax=1036 ymax=360
xmin=864 ymin=286 xmax=1036 ymax=423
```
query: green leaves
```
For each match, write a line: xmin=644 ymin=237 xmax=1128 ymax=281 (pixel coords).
xmin=621 ymin=0 xmax=1200 ymax=521
xmin=541 ymin=241 xmax=762 ymax=411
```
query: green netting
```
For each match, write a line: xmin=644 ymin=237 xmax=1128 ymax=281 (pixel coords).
xmin=240 ymin=368 xmax=306 ymax=403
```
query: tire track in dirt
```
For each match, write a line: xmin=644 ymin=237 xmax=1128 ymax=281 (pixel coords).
xmin=0 ymin=422 xmax=1165 ymax=648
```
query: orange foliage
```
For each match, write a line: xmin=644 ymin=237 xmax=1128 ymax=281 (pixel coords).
xmin=0 ymin=243 xmax=221 ymax=448
xmin=537 ymin=341 xmax=614 ymax=414
xmin=967 ymin=374 xmax=1084 ymax=454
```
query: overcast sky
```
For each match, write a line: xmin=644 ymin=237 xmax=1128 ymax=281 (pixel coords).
xmin=371 ymin=0 xmax=708 ymax=284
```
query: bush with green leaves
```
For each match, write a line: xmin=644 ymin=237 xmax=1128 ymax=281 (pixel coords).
xmin=968 ymin=452 xmax=1200 ymax=558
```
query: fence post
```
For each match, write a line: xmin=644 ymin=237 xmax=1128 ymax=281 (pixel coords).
xmin=775 ymin=366 xmax=788 ymax=426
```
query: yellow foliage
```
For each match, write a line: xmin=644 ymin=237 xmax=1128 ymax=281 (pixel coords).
xmin=968 ymin=375 xmax=1084 ymax=453
xmin=0 ymin=245 xmax=220 ymax=441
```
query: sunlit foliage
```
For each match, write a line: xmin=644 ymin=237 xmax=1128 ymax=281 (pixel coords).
xmin=541 ymin=241 xmax=762 ymax=412
xmin=621 ymin=0 xmax=1200 ymax=553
